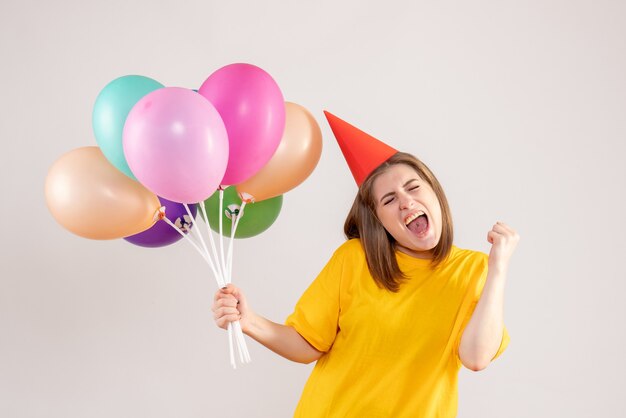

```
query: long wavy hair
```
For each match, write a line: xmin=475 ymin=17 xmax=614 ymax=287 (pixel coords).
xmin=344 ymin=152 xmax=454 ymax=292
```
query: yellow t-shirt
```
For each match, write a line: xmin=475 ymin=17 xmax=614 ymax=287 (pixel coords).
xmin=285 ymin=239 xmax=509 ymax=418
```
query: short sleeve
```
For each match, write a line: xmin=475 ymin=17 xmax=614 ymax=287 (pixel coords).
xmin=284 ymin=246 xmax=345 ymax=353
xmin=492 ymin=326 xmax=510 ymax=360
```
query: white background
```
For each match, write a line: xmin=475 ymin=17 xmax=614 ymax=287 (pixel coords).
xmin=1 ymin=1 xmax=625 ymax=416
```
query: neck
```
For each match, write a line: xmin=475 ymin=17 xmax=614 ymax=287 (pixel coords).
xmin=395 ymin=243 xmax=433 ymax=260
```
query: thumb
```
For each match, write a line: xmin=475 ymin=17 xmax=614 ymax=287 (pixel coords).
xmin=226 ymin=283 xmax=248 ymax=308
xmin=220 ymin=283 xmax=237 ymax=294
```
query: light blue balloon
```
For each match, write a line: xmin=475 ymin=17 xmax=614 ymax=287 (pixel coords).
xmin=92 ymin=75 xmax=164 ymax=179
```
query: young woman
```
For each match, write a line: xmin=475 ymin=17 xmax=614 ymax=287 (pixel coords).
xmin=212 ymin=113 xmax=519 ymax=417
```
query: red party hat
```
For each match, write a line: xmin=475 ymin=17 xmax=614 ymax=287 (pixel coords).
xmin=323 ymin=111 xmax=398 ymax=186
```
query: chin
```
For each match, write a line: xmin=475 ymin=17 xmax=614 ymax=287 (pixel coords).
xmin=409 ymin=233 xmax=438 ymax=248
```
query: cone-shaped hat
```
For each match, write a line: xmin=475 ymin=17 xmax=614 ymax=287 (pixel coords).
xmin=323 ymin=111 xmax=398 ymax=186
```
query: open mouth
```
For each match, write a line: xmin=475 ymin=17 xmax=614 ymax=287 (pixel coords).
xmin=405 ymin=211 xmax=429 ymax=235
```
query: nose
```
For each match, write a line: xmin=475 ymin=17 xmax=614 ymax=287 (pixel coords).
xmin=398 ymin=193 xmax=414 ymax=210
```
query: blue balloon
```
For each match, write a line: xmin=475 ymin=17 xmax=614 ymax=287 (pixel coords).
xmin=92 ymin=75 xmax=163 ymax=179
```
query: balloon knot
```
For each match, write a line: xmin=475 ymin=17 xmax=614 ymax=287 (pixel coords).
xmin=239 ymin=191 xmax=255 ymax=204
xmin=154 ymin=206 xmax=166 ymax=221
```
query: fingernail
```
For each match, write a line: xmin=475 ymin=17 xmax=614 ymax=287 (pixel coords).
xmin=221 ymin=286 xmax=227 ymax=290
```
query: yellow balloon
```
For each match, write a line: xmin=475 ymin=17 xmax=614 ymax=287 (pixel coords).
xmin=237 ymin=102 xmax=322 ymax=202
xmin=45 ymin=146 xmax=161 ymax=240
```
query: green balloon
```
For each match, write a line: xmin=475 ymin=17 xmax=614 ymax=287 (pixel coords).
xmin=198 ymin=186 xmax=283 ymax=238
xmin=92 ymin=75 xmax=164 ymax=179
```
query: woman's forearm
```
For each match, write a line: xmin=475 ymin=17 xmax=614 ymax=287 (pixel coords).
xmin=243 ymin=313 xmax=324 ymax=364
xmin=458 ymin=268 xmax=506 ymax=371
xmin=460 ymin=221 xmax=518 ymax=371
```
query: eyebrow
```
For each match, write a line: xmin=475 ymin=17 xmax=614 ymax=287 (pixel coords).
xmin=379 ymin=179 xmax=419 ymax=203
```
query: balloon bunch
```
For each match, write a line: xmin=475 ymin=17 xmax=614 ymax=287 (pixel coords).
xmin=45 ymin=63 xmax=323 ymax=368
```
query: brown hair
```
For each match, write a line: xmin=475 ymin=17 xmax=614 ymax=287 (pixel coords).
xmin=344 ymin=152 xmax=454 ymax=292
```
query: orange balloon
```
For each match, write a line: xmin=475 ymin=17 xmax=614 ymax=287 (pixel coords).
xmin=236 ymin=102 xmax=322 ymax=202
xmin=45 ymin=146 xmax=161 ymax=240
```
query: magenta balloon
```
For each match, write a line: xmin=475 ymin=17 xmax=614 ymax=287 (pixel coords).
xmin=198 ymin=63 xmax=286 ymax=185
xmin=123 ymin=87 xmax=229 ymax=203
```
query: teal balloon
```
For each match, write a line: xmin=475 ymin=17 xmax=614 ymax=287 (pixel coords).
xmin=92 ymin=75 xmax=164 ymax=179
xmin=198 ymin=186 xmax=282 ymax=238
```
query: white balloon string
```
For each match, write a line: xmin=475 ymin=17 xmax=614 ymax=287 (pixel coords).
xmin=183 ymin=203 xmax=213 ymax=271
xmin=198 ymin=201 xmax=242 ymax=367
xmin=222 ymin=196 xmax=246 ymax=284
xmin=222 ymin=198 xmax=251 ymax=364
xmin=219 ymin=189 xmax=227 ymax=282
xmin=227 ymin=201 xmax=247 ymax=281
xmin=227 ymin=323 xmax=236 ymax=369
xmin=233 ymin=320 xmax=251 ymax=363
xmin=162 ymin=217 xmax=223 ymax=288
xmin=163 ymin=206 xmax=247 ymax=367
xmin=225 ymin=206 xmax=237 ymax=282
xmin=199 ymin=202 xmax=225 ymax=284
xmin=232 ymin=323 xmax=247 ymax=366
xmin=233 ymin=322 xmax=245 ymax=364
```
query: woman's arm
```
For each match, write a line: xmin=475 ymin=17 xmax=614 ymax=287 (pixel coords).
xmin=459 ymin=221 xmax=519 ymax=371
xmin=213 ymin=284 xmax=324 ymax=364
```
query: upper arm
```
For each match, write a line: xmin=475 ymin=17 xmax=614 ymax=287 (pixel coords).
xmin=285 ymin=247 xmax=345 ymax=353
xmin=459 ymin=326 xmax=510 ymax=371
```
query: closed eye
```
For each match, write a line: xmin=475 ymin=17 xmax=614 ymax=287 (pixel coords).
xmin=379 ymin=179 xmax=420 ymax=205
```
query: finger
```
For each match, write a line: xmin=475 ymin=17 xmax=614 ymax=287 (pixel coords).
xmin=215 ymin=285 xmax=236 ymax=300
xmin=214 ymin=296 xmax=238 ymax=309
xmin=492 ymin=223 xmax=509 ymax=234
xmin=225 ymin=287 xmax=244 ymax=308
xmin=212 ymin=295 xmax=234 ymax=312
xmin=492 ymin=226 xmax=514 ymax=242
xmin=222 ymin=284 xmax=247 ymax=312
xmin=496 ymin=221 xmax=516 ymax=234
xmin=493 ymin=224 xmax=519 ymax=242
xmin=229 ymin=285 xmax=241 ymax=300
xmin=216 ymin=314 xmax=241 ymax=329
xmin=231 ymin=284 xmax=247 ymax=301
xmin=498 ymin=222 xmax=520 ymax=239
xmin=213 ymin=306 xmax=240 ymax=319
xmin=220 ymin=283 xmax=238 ymax=295
xmin=501 ymin=223 xmax=519 ymax=238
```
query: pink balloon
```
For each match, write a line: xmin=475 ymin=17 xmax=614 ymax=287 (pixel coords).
xmin=198 ymin=63 xmax=286 ymax=185
xmin=123 ymin=87 xmax=229 ymax=203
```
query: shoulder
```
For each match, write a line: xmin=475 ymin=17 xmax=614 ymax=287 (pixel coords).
xmin=445 ymin=246 xmax=489 ymax=277
xmin=448 ymin=246 xmax=487 ymax=265
xmin=320 ymin=239 xmax=367 ymax=269
xmin=333 ymin=238 xmax=365 ymax=260
xmin=312 ymin=239 xmax=367 ymax=285
xmin=446 ymin=246 xmax=489 ymax=296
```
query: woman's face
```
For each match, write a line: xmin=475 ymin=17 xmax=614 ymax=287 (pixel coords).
xmin=372 ymin=164 xmax=443 ymax=259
